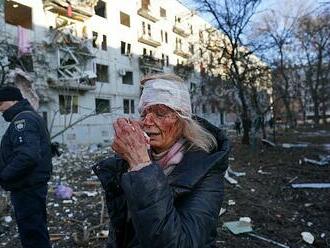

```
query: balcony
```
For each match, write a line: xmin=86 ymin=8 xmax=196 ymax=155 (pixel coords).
xmin=137 ymin=8 xmax=159 ymax=22
xmin=139 ymin=55 xmax=163 ymax=72
xmin=48 ymin=70 xmax=97 ymax=91
xmin=173 ymin=23 xmax=190 ymax=37
xmin=174 ymin=48 xmax=191 ymax=59
xmin=47 ymin=46 xmax=97 ymax=91
xmin=48 ymin=78 xmax=96 ymax=91
xmin=138 ymin=33 xmax=161 ymax=48
xmin=43 ymin=0 xmax=97 ymax=21
xmin=174 ymin=63 xmax=194 ymax=79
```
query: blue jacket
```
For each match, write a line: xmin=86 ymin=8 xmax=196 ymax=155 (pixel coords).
xmin=0 ymin=100 xmax=52 ymax=191
xmin=93 ymin=118 xmax=229 ymax=248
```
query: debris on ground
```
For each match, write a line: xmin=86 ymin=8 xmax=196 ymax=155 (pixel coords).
xmin=248 ymin=233 xmax=290 ymax=248
xmin=223 ymin=220 xmax=253 ymax=235
xmin=291 ymin=183 xmax=330 ymax=189
xmin=303 ymin=155 xmax=330 ymax=166
xmin=301 ymin=231 xmax=315 ymax=244
xmin=1 ymin=128 xmax=329 ymax=247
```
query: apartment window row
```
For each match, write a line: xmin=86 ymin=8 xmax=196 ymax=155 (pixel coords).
xmin=59 ymin=96 xmax=112 ymax=115
xmin=59 ymin=96 xmax=136 ymax=115
xmin=143 ymin=48 xmax=154 ymax=57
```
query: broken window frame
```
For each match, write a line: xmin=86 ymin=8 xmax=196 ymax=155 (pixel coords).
xmin=95 ymin=98 xmax=111 ymax=114
xmin=96 ymin=63 xmax=109 ymax=83
xmin=95 ymin=0 xmax=106 ymax=18
xmin=59 ymin=95 xmax=78 ymax=115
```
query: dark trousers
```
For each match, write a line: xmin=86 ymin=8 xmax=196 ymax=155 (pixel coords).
xmin=11 ymin=184 xmax=51 ymax=248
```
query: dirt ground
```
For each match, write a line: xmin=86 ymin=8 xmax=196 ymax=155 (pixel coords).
xmin=0 ymin=126 xmax=329 ymax=248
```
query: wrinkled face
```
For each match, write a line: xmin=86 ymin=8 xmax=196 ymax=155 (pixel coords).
xmin=140 ymin=104 xmax=183 ymax=153
xmin=0 ymin=101 xmax=16 ymax=113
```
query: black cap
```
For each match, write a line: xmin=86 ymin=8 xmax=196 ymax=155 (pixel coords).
xmin=0 ymin=86 xmax=24 ymax=102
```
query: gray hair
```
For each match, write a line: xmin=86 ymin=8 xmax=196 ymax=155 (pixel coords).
xmin=181 ymin=118 xmax=218 ymax=153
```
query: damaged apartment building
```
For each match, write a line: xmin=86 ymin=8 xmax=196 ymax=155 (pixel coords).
xmin=0 ymin=0 xmax=241 ymax=144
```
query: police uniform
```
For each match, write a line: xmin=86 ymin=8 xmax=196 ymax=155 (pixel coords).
xmin=0 ymin=88 xmax=52 ymax=248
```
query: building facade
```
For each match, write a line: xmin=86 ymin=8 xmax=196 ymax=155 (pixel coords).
xmin=0 ymin=0 xmax=248 ymax=144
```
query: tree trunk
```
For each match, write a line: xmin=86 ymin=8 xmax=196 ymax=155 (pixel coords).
xmin=313 ymin=97 xmax=320 ymax=126
xmin=282 ymin=96 xmax=294 ymax=128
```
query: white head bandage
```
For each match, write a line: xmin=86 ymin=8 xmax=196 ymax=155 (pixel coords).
xmin=138 ymin=78 xmax=192 ymax=118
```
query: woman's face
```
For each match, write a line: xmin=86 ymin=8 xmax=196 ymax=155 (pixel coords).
xmin=140 ymin=104 xmax=183 ymax=153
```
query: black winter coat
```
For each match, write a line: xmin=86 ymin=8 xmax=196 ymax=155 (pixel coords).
xmin=93 ymin=118 xmax=229 ymax=248
xmin=0 ymin=100 xmax=52 ymax=191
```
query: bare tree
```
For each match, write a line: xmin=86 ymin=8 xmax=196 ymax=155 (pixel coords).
xmin=194 ymin=0 xmax=265 ymax=144
xmin=296 ymin=8 xmax=330 ymax=125
xmin=257 ymin=1 xmax=312 ymax=128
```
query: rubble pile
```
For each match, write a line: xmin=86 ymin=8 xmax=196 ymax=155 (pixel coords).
xmin=0 ymin=144 xmax=112 ymax=247
xmin=1 ymin=128 xmax=329 ymax=247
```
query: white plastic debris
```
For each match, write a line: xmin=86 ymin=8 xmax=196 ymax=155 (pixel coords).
xmin=239 ymin=217 xmax=251 ymax=223
xmin=251 ymin=188 xmax=256 ymax=192
xmin=224 ymin=171 xmax=238 ymax=184
xmin=97 ymin=230 xmax=109 ymax=239
xmin=261 ymin=139 xmax=276 ymax=147
xmin=301 ymin=232 xmax=314 ymax=244
xmin=4 ymin=216 xmax=12 ymax=223
xmin=82 ymin=191 xmax=98 ymax=197
xmin=228 ymin=167 xmax=246 ymax=177
xmin=321 ymin=233 xmax=325 ymax=238
xmin=307 ymin=222 xmax=313 ymax=227
xmin=219 ymin=208 xmax=226 ymax=216
xmin=282 ymin=143 xmax=308 ymax=148
xmin=257 ymin=169 xmax=271 ymax=175
xmin=304 ymin=156 xmax=330 ymax=166
xmin=304 ymin=203 xmax=313 ymax=207
xmin=292 ymin=183 xmax=330 ymax=189
xmin=63 ymin=200 xmax=73 ymax=204
xmin=248 ymin=233 xmax=290 ymax=248
xmin=228 ymin=200 xmax=236 ymax=206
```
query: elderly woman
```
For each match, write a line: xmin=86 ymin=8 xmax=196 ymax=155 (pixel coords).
xmin=93 ymin=74 xmax=229 ymax=248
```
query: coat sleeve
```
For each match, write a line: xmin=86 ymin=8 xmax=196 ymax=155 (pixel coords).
xmin=0 ymin=116 xmax=42 ymax=182
xmin=120 ymin=163 xmax=224 ymax=248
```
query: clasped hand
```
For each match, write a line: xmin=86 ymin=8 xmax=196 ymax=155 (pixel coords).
xmin=112 ymin=118 xmax=150 ymax=169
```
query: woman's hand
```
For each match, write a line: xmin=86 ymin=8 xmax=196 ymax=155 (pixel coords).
xmin=112 ymin=118 xmax=151 ymax=170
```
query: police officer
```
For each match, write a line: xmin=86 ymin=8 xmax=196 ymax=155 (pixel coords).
xmin=0 ymin=86 xmax=52 ymax=248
